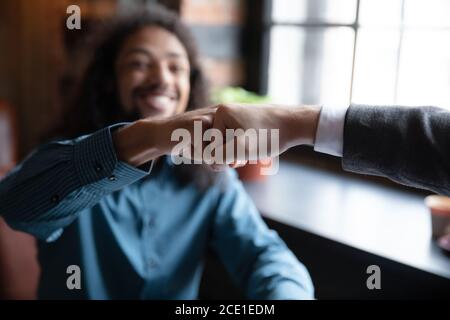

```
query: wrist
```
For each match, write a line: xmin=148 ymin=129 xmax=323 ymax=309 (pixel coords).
xmin=113 ymin=119 xmax=166 ymax=167
xmin=286 ymin=105 xmax=321 ymax=147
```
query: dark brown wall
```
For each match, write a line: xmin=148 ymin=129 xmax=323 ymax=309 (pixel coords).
xmin=0 ymin=0 xmax=65 ymax=157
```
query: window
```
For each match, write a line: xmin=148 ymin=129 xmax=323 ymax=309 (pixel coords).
xmin=266 ymin=0 xmax=450 ymax=109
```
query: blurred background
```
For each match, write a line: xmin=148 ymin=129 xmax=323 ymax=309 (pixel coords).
xmin=1 ymin=0 xmax=450 ymax=299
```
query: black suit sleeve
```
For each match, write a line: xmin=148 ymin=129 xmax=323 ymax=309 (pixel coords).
xmin=342 ymin=104 xmax=450 ymax=196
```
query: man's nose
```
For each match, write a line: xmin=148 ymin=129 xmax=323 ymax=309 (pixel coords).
xmin=145 ymin=62 xmax=172 ymax=86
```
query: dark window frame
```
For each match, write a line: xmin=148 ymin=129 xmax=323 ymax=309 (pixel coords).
xmin=248 ymin=0 xmax=362 ymax=100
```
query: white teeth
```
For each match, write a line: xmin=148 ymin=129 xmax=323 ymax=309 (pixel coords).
xmin=143 ymin=95 xmax=173 ymax=110
xmin=152 ymin=96 xmax=171 ymax=104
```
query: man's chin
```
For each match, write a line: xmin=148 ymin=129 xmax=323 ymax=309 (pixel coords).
xmin=136 ymin=103 xmax=176 ymax=119
xmin=133 ymin=104 xmax=157 ymax=118
xmin=140 ymin=110 xmax=161 ymax=119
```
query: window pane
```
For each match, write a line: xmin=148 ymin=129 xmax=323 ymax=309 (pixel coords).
xmin=268 ymin=26 xmax=354 ymax=106
xmin=396 ymin=30 xmax=450 ymax=108
xmin=360 ymin=0 xmax=450 ymax=28
xmin=359 ymin=0 xmax=403 ymax=27
xmin=272 ymin=0 xmax=357 ymax=24
xmin=404 ymin=0 xmax=450 ymax=27
xmin=352 ymin=29 xmax=401 ymax=105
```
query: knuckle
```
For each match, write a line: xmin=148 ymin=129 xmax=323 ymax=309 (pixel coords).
xmin=217 ymin=104 xmax=231 ymax=113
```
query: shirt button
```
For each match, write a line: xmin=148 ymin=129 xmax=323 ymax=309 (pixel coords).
xmin=94 ymin=163 xmax=103 ymax=173
xmin=147 ymin=216 xmax=155 ymax=227
xmin=108 ymin=175 xmax=117 ymax=181
xmin=145 ymin=259 xmax=159 ymax=271
xmin=51 ymin=194 xmax=60 ymax=204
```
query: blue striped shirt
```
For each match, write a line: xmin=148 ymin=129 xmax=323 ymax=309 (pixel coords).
xmin=0 ymin=125 xmax=314 ymax=299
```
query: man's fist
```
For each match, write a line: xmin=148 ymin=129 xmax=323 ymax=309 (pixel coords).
xmin=205 ymin=104 xmax=321 ymax=169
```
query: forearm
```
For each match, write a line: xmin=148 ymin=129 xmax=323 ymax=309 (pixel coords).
xmin=284 ymin=105 xmax=322 ymax=148
xmin=343 ymin=104 xmax=450 ymax=196
xmin=244 ymin=247 xmax=315 ymax=300
xmin=112 ymin=119 xmax=166 ymax=167
xmin=211 ymin=175 xmax=314 ymax=300
xmin=113 ymin=107 xmax=216 ymax=167
xmin=291 ymin=103 xmax=450 ymax=195
xmin=0 ymin=124 xmax=152 ymax=241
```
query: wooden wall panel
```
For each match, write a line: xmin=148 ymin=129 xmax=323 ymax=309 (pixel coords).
xmin=0 ymin=0 xmax=64 ymax=157
xmin=0 ymin=0 xmax=119 ymax=157
xmin=181 ymin=0 xmax=246 ymax=25
xmin=180 ymin=0 xmax=247 ymax=89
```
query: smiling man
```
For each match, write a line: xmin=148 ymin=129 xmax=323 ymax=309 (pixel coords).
xmin=115 ymin=26 xmax=191 ymax=119
xmin=0 ymin=6 xmax=313 ymax=299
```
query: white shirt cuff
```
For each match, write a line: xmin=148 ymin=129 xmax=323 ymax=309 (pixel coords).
xmin=313 ymin=105 xmax=349 ymax=157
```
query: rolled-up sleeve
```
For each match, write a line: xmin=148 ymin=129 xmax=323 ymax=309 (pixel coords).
xmin=210 ymin=171 xmax=314 ymax=300
xmin=0 ymin=124 xmax=153 ymax=241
